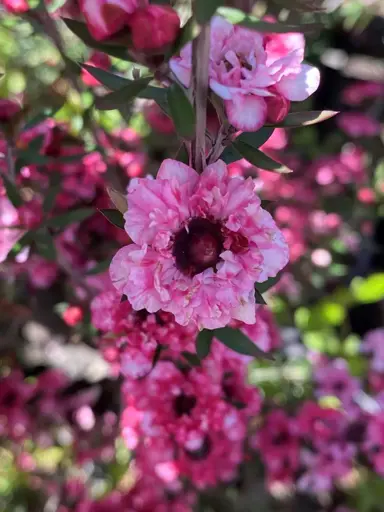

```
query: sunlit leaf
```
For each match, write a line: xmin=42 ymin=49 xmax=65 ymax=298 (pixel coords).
xmin=107 ymin=187 xmax=128 ymax=214
xmin=276 ymin=110 xmax=339 ymax=127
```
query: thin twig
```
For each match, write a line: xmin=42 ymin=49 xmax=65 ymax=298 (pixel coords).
xmin=5 ymin=138 xmax=16 ymax=182
xmin=191 ymin=23 xmax=211 ymax=172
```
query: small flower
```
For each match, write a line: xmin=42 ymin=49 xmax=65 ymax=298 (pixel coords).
xmin=110 ymin=159 xmax=288 ymax=328
xmin=170 ymin=17 xmax=319 ymax=131
xmin=62 ymin=305 xmax=84 ymax=326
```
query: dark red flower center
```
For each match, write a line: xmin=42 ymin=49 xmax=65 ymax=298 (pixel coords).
xmin=173 ymin=393 xmax=197 ymax=417
xmin=173 ymin=218 xmax=224 ymax=276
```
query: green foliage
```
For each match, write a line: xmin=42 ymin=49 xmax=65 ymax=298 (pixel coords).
xmin=98 ymin=209 xmax=125 ymax=230
xmin=47 ymin=208 xmax=95 ymax=228
xmin=215 ymin=327 xmax=274 ymax=359
xmin=167 ymin=83 xmax=196 ymax=139
xmin=234 ymin=141 xmax=292 ymax=173
xmin=95 ymin=76 xmax=153 ymax=111
xmin=195 ymin=329 xmax=214 ymax=359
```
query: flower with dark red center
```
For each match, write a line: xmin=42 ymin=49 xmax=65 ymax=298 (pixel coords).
xmin=110 ymin=159 xmax=288 ymax=329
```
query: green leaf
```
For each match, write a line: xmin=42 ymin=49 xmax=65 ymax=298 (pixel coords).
xmin=234 ymin=141 xmax=292 ymax=173
xmin=215 ymin=327 xmax=274 ymax=359
xmin=166 ymin=83 xmax=195 ymax=139
xmin=95 ymin=76 xmax=153 ymax=111
xmin=256 ymin=273 xmax=283 ymax=294
xmin=196 ymin=329 xmax=214 ymax=359
xmin=47 ymin=208 xmax=95 ymax=228
xmin=181 ymin=351 xmax=201 ymax=367
xmin=81 ymin=64 xmax=131 ymax=91
xmin=28 ymin=134 xmax=46 ymax=153
xmin=237 ymin=127 xmax=274 ymax=149
xmin=351 ymin=273 xmax=384 ymax=304
xmin=43 ymin=173 xmax=62 ymax=213
xmin=254 ymin=288 xmax=267 ymax=305
xmin=276 ymin=110 xmax=339 ymax=127
xmin=152 ymin=343 xmax=168 ymax=369
xmin=195 ymin=0 xmax=221 ymax=23
xmin=85 ymin=259 xmax=112 ymax=275
xmin=62 ymin=18 xmax=132 ymax=61
xmin=218 ymin=7 xmax=320 ymax=34
xmin=138 ymin=86 xmax=170 ymax=115
xmin=35 ymin=230 xmax=57 ymax=261
xmin=220 ymin=144 xmax=242 ymax=164
xmin=2 ymin=175 xmax=22 ymax=208
xmin=98 ymin=208 xmax=125 ymax=229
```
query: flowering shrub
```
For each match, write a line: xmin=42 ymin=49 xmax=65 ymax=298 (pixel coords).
xmin=0 ymin=0 xmax=383 ymax=511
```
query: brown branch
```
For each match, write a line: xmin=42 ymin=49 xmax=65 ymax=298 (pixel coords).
xmin=191 ymin=23 xmax=211 ymax=173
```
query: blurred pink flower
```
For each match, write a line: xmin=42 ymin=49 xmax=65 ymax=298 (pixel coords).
xmin=337 ymin=113 xmax=381 ymax=138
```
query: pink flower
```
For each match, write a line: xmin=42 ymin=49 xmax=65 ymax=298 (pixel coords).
xmin=337 ymin=112 xmax=381 ymax=138
xmin=0 ymin=193 xmax=24 ymax=263
xmin=0 ymin=98 xmax=21 ymax=123
xmin=110 ymin=159 xmax=288 ymax=329
xmin=362 ymin=328 xmax=384 ymax=373
xmin=79 ymin=0 xmax=143 ymax=41
xmin=2 ymin=0 xmax=29 ymax=13
xmin=170 ymin=17 xmax=319 ymax=131
xmin=314 ymin=358 xmax=360 ymax=408
xmin=127 ymin=5 xmax=180 ymax=51
xmin=342 ymin=81 xmax=384 ymax=106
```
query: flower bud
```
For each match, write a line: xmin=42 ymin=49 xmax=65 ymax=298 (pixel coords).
xmin=265 ymin=95 xmax=290 ymax=124
xmin=128 ymin=5 xmax=180 ymax=52
xmin=0 ymin=99 xmax=21 ymax=125
xmin=62 ymin=306 xmax=84 ymax=326
xmin=79 ymin=0 xmax=141 ymax=41
xmin=3 ymin=0 xmax=29 ymax=13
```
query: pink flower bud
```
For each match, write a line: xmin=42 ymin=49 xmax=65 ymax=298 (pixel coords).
xmin=62 ymin=305 xmax=83 ymax=326
xmin=265 ymin=95 xmax=290 ymax=124
xmin=128 ymin=5 xmax=180 ymax=51
xmin=79 ymin=0 xmax=141 ymax=41
xmin=0 ymin=99 xmax=21 ymax=124
xmin=3 ymin=0 xmax=29 ymax=13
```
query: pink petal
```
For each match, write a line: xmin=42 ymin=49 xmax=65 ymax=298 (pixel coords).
xmin=210 ymin=79 xmax=233 ymax=100
xmin=275 ymin=64 xmax=320 ymax=101
xmin=157 ymin=158 xmax=199 ymax=187
xmin=225 ymin=94 xmax=267 ymax=132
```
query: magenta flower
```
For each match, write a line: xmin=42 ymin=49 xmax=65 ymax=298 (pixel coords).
xmin=110 ymin=159 xmax=288 ymax=329
xmin=170 ymin=17 xmax=320 ymax=131
xmin=337 ymin=112 xmax=381 ymax=138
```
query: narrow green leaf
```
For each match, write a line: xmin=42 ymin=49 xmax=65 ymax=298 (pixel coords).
xmin=237 ymin=127 xmax=274 ymax=149
xmin=95 ymin=76 xmax=153 ymax=111
xmin=81 ymin=64 xmax=131 ymax=91
xmin=152 ymin=343 xmax=168 ymax=369
xmin=218 ymin=7 xmax=320 ymax=34
xmin=47 ymin=208 xmax=95 ymax=228
xmin=256 ymin=272 xmax=283 ymax=294
xmin=234 ymin=141 xmax=292 ymax=173
xmin=28 ymin=134 xmax=45 ymax=153
xmin=181 ymin=351 xmax=201 ymax=367
xmin=23 ymin=106 xmax=62 ymax=131
xmin=195 ymin=0 xmax=221 ymax=23
xmin=167 ymin=83 xmax=195 ymax=139
xmin=196 ymin=329 xmax=214 ymax=359
xmin=254 ymin=288 xmax=267 ymax=305
xmin=220 ymin=144 xmax=242 ymax=164
xmin=86 ymin=259 xmax=112 ymax=275
xmin=98 ymin=208 xmax=125 ymax=230
xmin=2 ymin=175 xmax=23 ymax=208
xmin=215 ymin=327 xmax=274 ymax=359
xmin=35 ymin=230 xmax=57 ymax=261
xmin=276 ymin=110 xmax=339 ymax=127
xmin=138 ymin=86 xmax=170 ymax=115
xmin=62 ymin=18 xmax=132 ymax=61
